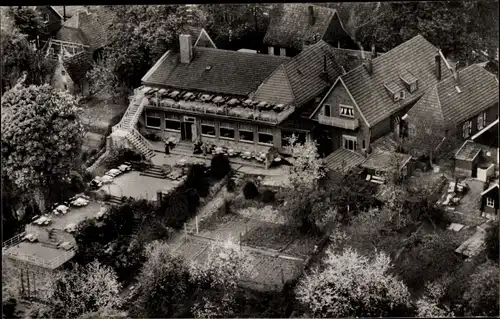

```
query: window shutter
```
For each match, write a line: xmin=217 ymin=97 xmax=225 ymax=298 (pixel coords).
xmin=258 ymin=126 xmax=273 ymax=134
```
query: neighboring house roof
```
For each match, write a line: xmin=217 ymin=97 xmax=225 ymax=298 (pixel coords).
xmin=252 ymin=40 xmax=343 ymax=107
xmin=361 ymin=150 xmax=411 ymax=172
xmin=325 ymin=148 xmax=366 ymax=172
xmin=454 ymin=140 xmax=483 ymax=162
xmin=62 ymin=52 xmax=93 ymax=84
xmin=55 ymin=26 xmax=89 ymax=46
xmin=314 ymin=35 xmax=451 ymax=126
xmin=63 ymin=7 xmax=115 ymax=51
xmin=263 ymin=4 xmax=342 ymax=50
xmin=142 ymin=47 xmax=290 ymax=96
xmin=407 ymin=64 xmax=499 ymax=127
xmin=481 ymin=183 xmax=499 ymax=196
xmin=32 ymin=6 xmax=63 ymax=20
xmin=180 ymin=25 xmax=217 ymax=49
xmin=371 ymin=132 xmax=400 ymax=152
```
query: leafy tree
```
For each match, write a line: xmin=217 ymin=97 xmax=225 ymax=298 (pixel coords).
xmin=6 ymin=7 xmax=45 ymax=41
xmin=485 ymin=221 xmax=499 ymax=262
xmin=103 ymin=5 xmax=195 ymax=91
xmin=188 ymin=237 xmax=255 ymax=318
xmin=48 ymin=261 xmax=123 ymax=318
xmin=286 ymin=134 xmax=325 ymax=190
xmin=355 ymin=1 xmax=499 ymax=64
xmin=86 ymin=60 xmax=127 ymax=103
xmin=296 ymin=247 xmax=412 ymax=317
xmin=404 ymin=117 xmax=461 ymax=166
xmin=202 ymin=4 xmax=272 ymax=50
xmin=211 ymin=153 xmax=231 ymax=180
xmin=132 ymin=240 xmax=190 ymax=318
xmin=462 ymin=261 xmax=499 ymax=316
xmin=416 ymin=277 xmax=455 ymax=317
xmin=397 ymin=230 xmax=462 ymax=290
xmin=1 ymin=84 xmax=84 ymax=212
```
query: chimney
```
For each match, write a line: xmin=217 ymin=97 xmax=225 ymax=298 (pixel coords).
xmin=371 ymin=44 xmax=377 ymax=58
xmin=179 ymin=34 xmax=193 ymax=64
xmin=363 ymin=58 xmax=373 ymax=75
xmin=308 ymin=6 xmax=315 ymax=25
xmin=454 ymin=62 xmax=460 ymax=84
xmin=435 ymin=54 xmax=441 ymax=81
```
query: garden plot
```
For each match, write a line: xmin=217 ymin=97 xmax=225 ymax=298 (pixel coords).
xmin=197 ymin=214 xmax=264 ymax=240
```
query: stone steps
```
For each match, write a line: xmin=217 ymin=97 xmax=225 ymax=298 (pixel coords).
xmin=140 ymin=165 xmax=167 ymax=179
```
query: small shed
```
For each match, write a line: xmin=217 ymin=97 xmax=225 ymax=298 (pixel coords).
xmin=361 ymin=150 xmax=412 ymax=183
xmin=481 ymin=183 xmax=499 ymax=219
xmin=454 ymin=140 xmax=496 ymax=180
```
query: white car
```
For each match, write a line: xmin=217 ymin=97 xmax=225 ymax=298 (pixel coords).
xmin=118 ymin=164 xmax=132 ymax=172
xmin=101 ymin=175 xmax=114 ymax=184
xmin=65 ymin=223 xmax=77 ymax=233
xmin=106 ymin=169 xmax=121 ymax=177
xmin=55 ymin=205 xmax=69 ymax=214
xmin=71 ymin=197 xmax=89 ymax=207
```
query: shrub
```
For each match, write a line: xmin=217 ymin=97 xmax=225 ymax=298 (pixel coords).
xmin=143 ymin=132 xmax=163 ymax=141
xmin=243 ymin=181 xmax=259 ymax=200
xmin=261 ymin=189 xmax=275 ymax=203
xmin=211 ymin=154 xmax=231 ymax=180
xmin=89 ymin=148 xmax=99 ymax=158
xmin=82 ymin=170 xmax=94 ymax=183
xmin=485 ymin=222 xmax=499 ymax=262
xmin=81 ymin=150 xmax=89 ymax=162
xmin=226 ymin=179 xmax=236 ymax=192
xmin=185 ymin=164 xmax=209 ymax=197
xmin=69 ymin=171 xmax=86 ymax=194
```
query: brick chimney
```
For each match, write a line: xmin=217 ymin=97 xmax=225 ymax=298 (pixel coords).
xmin=363 ymin=58 xmax=373 ymax=75
xmin=453 ymin=62 xmax=460 ymax=84
xmin=371 ymin=44 xmax=377 ymax=58
xmin=435 ymin=54 xmax=442 ymax=81
xmin=308 ymin=6 xmax=315 ymax=26
xmin=179 ymin=34 xmax=193 ymax=64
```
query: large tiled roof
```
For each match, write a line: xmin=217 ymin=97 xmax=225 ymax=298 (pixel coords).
xmin=408 ymin=64 xmax=499 ymax=127
xmin=263 ymin=4 xmax=337 ymax=49
xmin=340 ymin=35 xmax=451 ymax=126
xmin=63 ymin=7 xmax=115 ymax=51
xmin=63 ymin=52 xmax=93 ymax=84
xmin=325 ymin=148 xmax=366 ymax=172
xmin=142 ymin=47 xmax=290 ymax=96
xmin=55 ymin=26 xmax=89 ymax=46
xmin=252 ymin=40 xmax=343 ymax=107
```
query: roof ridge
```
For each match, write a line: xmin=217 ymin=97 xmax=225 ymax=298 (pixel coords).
xmin=280 ymin=64 xmax=297 ymax=105
xmin=194 ymin=46 xmax=290 ymax=60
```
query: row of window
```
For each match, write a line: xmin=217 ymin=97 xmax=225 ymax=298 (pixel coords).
xmin=145 ymin=112 xmax=274 ymax=145
xmin=324 ymin=104 xmax=354 ymax=118
xmin=462 ymin=111 xmax=487 ymax=138
xmin=342 ymin=135 xmax=366 ymax=151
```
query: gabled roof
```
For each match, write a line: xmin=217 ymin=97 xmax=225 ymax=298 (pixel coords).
xmin=408 ymin=64 xmax=499 ymax=127
xmin=32 ymin=6 xmax=63 ymax=20
xmin=55 ymin=25 xmax=89 ymax=46
xmin=142 ymin=47 xmax=290 ymax=96
xmin=252 ymin=40 xmax=343 ymax=107
xmin=325 ymin=148 xmax=366 ymax=172
xmin=63 ymin=7 xmax=116 ymax=51
xmin=481 ymin=183 xmax=499 ymax=196
xmin=263 ymin=4 xmax=340 ymax=50
xmin=62 ymin=51 xmax=93 ymax=84
xmin=181 ymin=25 xmax=216 ymax=49
xmin=333 ymin=35 xmax=451 ymax=126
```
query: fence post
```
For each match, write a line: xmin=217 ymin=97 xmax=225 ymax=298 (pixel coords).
xmin=240 ymin=232 xmax=242 ymax=251
xmin=195 ymin=216 xmax=199 ymax=234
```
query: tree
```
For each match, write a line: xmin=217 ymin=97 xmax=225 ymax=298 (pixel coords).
xmin=48 ymin=261 xmax=123 ymax=318
xmin=485 ymin=221 xmax=499 ymax=262
xmin=132 ymin=240 xmax=190 ymax=318
xmin=1 ymin=84 xmax=84 ymax=212
xmin=188 ymin=237 xmax=255 ymax=318
xmin=397 ymin=230 xmax=462 ymax=290
xmin=404 ymin=116 xmax=461 ymax=166
xmin=6 ymin=7 xmax=45 ymax=41
xmin=1 ymin=27 xmax=55 ymax=94
xmin=201 ymin=4 xmax=272 ymax=50
xmin=462 ymin=261 xmax=500 ymax=316
xmin=355 ymin=1 xmax=499 ymax=64
xmin=286 ymin=134 xmax=325 ymax=190
xmin=211 ymin=153 xmax=231 ymax=180
xmin=296 ymin=247 xmax=412 ymax=317
xmin=103 ymin=5 xmax=195 ymax=92
xmin=416 ymin=277 xmax=455 ymax=317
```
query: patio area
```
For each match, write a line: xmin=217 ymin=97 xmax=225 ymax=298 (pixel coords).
xmin=99 ymin=170 xmax=181 ymax=201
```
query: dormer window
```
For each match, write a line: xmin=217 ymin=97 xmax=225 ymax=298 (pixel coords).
xmin=399 ymin=70 xmax=418 ymax=93
xmin=384 ymin=81 xmax=405 ymax=103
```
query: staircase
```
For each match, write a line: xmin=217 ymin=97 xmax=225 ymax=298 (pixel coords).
xmin=111 ymin=88 xmax=155 ymax=160
xmin=140 ymin=165 xmax=167 ymax=179
xmin=169 ymin=141 xmax=194 ymax=156
xmin=130 ymin=217 xmax=141 ymax=238
xmin=108 ymin=195 xmax=124 ymax=206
